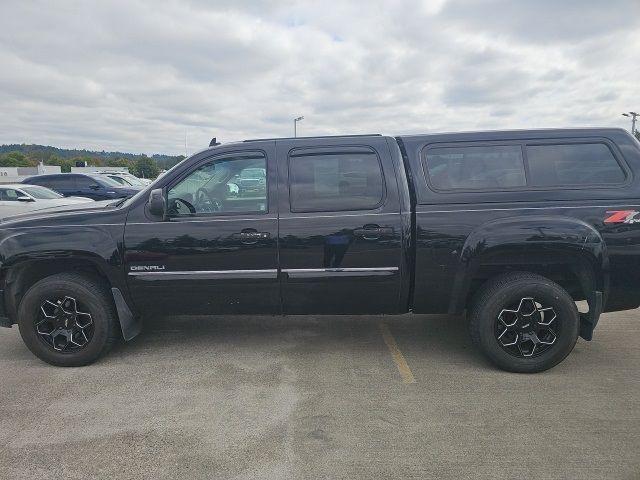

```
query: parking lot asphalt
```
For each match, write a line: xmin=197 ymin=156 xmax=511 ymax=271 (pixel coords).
xmin=1 ymin=311 xmax=639 ymax=480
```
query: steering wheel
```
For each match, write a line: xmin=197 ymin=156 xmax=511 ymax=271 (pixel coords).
xmin=168 ymin=197 xmax=196 ymax=215
xmin=195 ymin=188 xmax=221 ymax=213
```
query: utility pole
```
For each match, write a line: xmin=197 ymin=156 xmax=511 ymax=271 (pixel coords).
xmin=294 ymin=116 xmax=304 ymax=137
xmin=622 ymin=112 xmax=639 ymax=135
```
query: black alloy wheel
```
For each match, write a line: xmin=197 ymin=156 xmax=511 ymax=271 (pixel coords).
xmin=18 ymin=272 xmax=120 ymax=367
xmin=469 ymin=272 xmax=579 ymax=373
xmin=495 ymin=297 xmax=559 ymax=358
xmin=35 ymin=296 xmax=95 ymax=353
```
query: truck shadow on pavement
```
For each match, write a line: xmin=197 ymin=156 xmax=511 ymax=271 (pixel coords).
xmin=110 ymin=313 xmax=484 ymax=370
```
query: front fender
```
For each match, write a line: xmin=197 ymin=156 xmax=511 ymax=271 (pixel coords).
xmin=449 ymin=215 xmax=608 ymax=314
xmin=0 ymin=225 xmax=124 ymax=284
xmin=0 ymin=224 xmax=139 ymax=339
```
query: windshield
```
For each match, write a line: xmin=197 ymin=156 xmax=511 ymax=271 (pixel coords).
xmin=20 ymin=185 xmax=63 ymax=199
xmin=106 ymin=175 xmax=128 ymax=186
xmin=91 ymin=175 xmax=123 ymax=187
xmin=123 ymin=174 xmax=146 ymax=186
xmin=113 ymin=174 xmax=146 ymax=186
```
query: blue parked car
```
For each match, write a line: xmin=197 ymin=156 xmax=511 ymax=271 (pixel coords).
xmin=22 ymin=173 xmax=141 ymax=201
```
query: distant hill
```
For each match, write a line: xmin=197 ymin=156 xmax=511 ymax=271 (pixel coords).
xmin=0 ymin=144 xmax=183 ymax=169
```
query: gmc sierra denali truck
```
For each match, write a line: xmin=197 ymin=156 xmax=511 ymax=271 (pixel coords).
xmin=1 ymin=128 xmax=639 ymax=372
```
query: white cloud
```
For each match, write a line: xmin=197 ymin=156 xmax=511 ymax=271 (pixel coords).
xmin=0 ymin=0 xmax=638 ymax=154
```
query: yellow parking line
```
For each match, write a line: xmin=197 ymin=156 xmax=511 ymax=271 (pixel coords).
xmin=379 ymin=322 xmax=416 ymax=384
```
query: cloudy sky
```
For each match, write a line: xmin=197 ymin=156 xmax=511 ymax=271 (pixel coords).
xmin=1 ymin=0 xmax=639 ymax=155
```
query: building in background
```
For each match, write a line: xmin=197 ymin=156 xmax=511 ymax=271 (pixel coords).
xmin=0 ymin=163 xmax=62 ymax=184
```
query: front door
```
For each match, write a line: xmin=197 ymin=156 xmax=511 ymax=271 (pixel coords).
xmin=276 ymin=137 xmax=404 ymax=314
xmin=124 ymin=142 xmax=280 ymax=316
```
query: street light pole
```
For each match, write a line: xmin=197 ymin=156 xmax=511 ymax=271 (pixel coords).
xmin=622 ymin=112 xmax=639 ymax=135
xmin=294 ymin=116 xmax=304 ymax=137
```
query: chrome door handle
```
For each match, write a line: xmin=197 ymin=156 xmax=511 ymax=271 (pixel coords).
xmin=238 ymin=230 xmax=270 ymax=244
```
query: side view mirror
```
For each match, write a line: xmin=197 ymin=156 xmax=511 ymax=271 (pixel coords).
xmin=89 ymin=184 xmax=101 ymax=190
xmin=17 ymin=195 xmax=35 ymax=202
xmin=147 ymin=188 xmax=166 ymax=218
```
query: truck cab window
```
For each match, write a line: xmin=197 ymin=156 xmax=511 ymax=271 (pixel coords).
xmin=167 ymin=154 xmax=267 ymax=216
xmin=288 ymin=150 xmax=384 ymax=212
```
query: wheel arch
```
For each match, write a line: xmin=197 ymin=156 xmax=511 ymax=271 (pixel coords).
xmin=449 ymin=215 xmax=607 ymax=316
xmin=2 ymin=254 xmax=140 ymax=340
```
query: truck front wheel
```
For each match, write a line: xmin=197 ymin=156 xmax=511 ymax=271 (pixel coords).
xmin=17 ymin=273 xmax=120 ymax=367
xmin=469 ymin=272 xmax=579 ymax=373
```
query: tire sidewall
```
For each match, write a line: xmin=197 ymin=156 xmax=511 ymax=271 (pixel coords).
xmin=475 ymin=280 xmax=579 ymax=373
xmin=18 ymin=277 xmax=114 ymax=367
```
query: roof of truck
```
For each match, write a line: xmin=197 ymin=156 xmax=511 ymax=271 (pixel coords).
xmin=241 ymin=133 xmax=383 ymax=142
xmin=399 ymin=127 xmax=630 ymax=139
xmin=228 ymin=127 xmax=632 ymax=145
xmin=194 ymin=128 xmax=634 ymax=158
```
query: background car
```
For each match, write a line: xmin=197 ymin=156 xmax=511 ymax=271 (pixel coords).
xmin=22 ymin=173 xmax=141 ymax=200
xmin=234 ymin=167 xmax=266 ymax=195
xmin=94 ymin=171 xmax=152 ymax=187
xmin=0 ymin=184 xmax=94 ymax=217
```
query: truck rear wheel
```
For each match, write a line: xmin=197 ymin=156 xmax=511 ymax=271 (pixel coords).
xmin=469 ymin=272 xmax=579 ymax=373
xmin=17 ymin=273 xmax=120 ymax=367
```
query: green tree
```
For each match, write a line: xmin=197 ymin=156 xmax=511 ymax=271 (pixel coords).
xmin=171 ymin=155 xmax=186 ymax=168
xmin=133 ymin=155 xmax=160 ymax=179
xmin=107 ymin=158 xmax=133 ymax=170
xmin=45 ymin=155 xmax=73 ymax=173
xmin=88 ymin=156 xmax=102 ymax=167
xmin=0 ymin=152 xmax=35 ymax=167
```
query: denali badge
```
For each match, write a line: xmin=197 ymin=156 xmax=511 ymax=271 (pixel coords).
xmin=604 ymin=210 xmax=640 ymax=224
xmin=130 ymin=265 xmax=166 ymax=271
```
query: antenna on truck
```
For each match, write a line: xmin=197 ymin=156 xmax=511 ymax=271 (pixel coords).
xmin=209 ymin=137 xmax=221 ymax=147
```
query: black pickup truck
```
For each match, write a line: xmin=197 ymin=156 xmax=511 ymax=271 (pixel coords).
xmin=1 ymin=128 xmax=639 ymax=372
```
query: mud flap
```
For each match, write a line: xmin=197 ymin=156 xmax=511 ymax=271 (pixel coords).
xmin=0 ymin=289 xmax=11 ymax=328
xmin=579 ymin=291 xmax=603 ymax=341
xmin=111 ymin=287 xmax=142 ymax=341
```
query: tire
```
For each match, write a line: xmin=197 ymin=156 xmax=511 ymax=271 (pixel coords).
xmin=469 ymin=272 xmax=579 ymax=373
xmin=17 ymin=272 xmax=120 ymax=367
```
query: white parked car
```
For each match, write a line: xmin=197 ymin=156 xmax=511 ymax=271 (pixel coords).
xmin=94 ymin=171 xmax=152 ymax=187
xmin=0 ymin=184 xmax=94 ymax=217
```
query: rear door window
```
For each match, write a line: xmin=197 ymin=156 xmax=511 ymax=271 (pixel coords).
xmin=46 ymin=177 xmax=74 ymax=190
xmin=288 ymin=149 xmax=385 ymax=212
xmin=425 ymin=145 xmax=526 ymax=190
xmin=526 ymin=143 xmax=625 ymax=186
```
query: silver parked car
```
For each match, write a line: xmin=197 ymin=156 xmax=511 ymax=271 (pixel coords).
xmin=94 ymin=171 xmax=152 ymax=187
xmin=0 ymin=184 xmax=94 ymax=217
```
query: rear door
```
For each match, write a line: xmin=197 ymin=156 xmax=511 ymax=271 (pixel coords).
xmin=31 ymin=176 xmax=75 ymax=196
xmin=52 ymin=176 xmax=78 ymax=197
xmin=0 ymin=187 xmax=33 ymax=216
xmin=276 ymin=136 xmax=404 ymax=314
